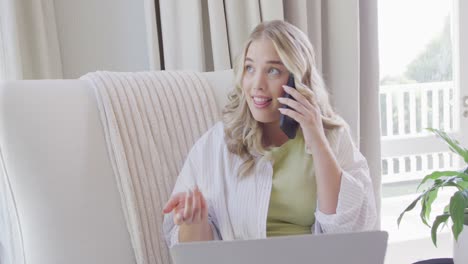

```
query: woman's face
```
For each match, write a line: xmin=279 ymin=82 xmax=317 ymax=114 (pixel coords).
xmin=242 ymin=37 xmax=289 ymax=124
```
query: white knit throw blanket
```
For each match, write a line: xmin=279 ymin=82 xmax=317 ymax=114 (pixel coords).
xmin=81 ymin=71 xmax=220 ymax=264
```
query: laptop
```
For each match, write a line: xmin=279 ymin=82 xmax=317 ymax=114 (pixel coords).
xmin=170 ymin=231 xmax=388 ymax=264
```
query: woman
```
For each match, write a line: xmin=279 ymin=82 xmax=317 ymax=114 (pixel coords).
xmin=162 ymin=20 xmax=376 ymax=247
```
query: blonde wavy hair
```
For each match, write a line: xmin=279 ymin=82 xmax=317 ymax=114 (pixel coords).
xmin=222 ymin=20 xmax=346 ymax=177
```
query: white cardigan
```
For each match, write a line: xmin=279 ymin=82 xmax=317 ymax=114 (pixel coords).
xmin=163 ymin=122 xmax=377 ymax=247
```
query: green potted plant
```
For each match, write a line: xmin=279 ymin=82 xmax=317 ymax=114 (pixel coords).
xmin=397 ymin=128 xmax=468 ymax=263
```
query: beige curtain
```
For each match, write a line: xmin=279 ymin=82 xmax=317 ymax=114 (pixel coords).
xmin=0 ymin=148 xmax=25 ymax=264
xmin=145 ymin=0 xmax=381 ymax=229
xmin=145 ymin=0 xmax=284 ymax=71
xmin=0 ymin=0 xmax=63 ymax=80
xmin=358 ymin=0 xmax=382 ymax=229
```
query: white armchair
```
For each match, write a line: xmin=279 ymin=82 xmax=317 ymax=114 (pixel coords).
xmin=0 ymin=69 xmax=381 ymax=264
xmin=0 ymin=70 xmax=233 ymax=264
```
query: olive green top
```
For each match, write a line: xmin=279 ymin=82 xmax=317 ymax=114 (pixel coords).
xmin=265 ymin=130 xmax=317 ymax=237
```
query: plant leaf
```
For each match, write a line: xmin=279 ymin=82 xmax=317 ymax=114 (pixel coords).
xmin=432 ymin=174 xmax=468 ymax=191
xmin=427 ymin=128 xmax=468 ymax=163
xmin=449 ymin=189 xmax=468 ymax=241
xmin=398 ymin=194 xmax=424 ymax=226
xmin=458 ymin=181 xmax=468 ymax=189
xmin=431 ymin=214 xmax=450 ymax=247
xmin=458 ymin=173 xmax=468 ymax=183
xmin=442 ymin=180 xmax=466 ymax=191
xmin=418 ymin=171 xmax=461 ymax=190
xmin=443 ymin=204 xmax=450 ymax=214
xmin=420 ymin=189 xmax=439 ymax=226
xmin=417 ymin=175 xmax=466 ymax=227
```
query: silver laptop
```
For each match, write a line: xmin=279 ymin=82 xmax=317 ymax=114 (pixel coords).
xmin=171 ymin=231 xmax=388 ymax=264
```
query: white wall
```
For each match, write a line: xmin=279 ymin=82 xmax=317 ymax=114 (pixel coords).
xmin=53 ymin=0 xmax=150 ymax=78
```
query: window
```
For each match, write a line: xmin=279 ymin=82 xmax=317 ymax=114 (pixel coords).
xmin=378 ymin=0 xmax=466 ymax=245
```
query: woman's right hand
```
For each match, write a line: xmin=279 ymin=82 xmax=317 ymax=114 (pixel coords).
xmin=163 ymin=185 xmax=213 ymax=242
xmin=162 ymin=185 xmax=209 ymax=226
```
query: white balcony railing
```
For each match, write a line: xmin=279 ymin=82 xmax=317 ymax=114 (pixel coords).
xmin=380 ymin=81 xmax=455 ymax=137
xmin=379 ymin=81 xmax=462 ymax=184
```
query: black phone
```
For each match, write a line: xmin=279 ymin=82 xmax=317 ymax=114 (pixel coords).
xmin=279 ymin=74 xmax=299 ymax=139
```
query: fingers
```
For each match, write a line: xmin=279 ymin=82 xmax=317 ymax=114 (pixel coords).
xmin=162 ymin=192 xmax=185 ymax=214
xmin=280 ymin=84 xmax=322 ymax=122
xmin=298 ymin=85 xmax=317 ymax=104
xmin=183 ymin=189 xmax=193 ymax=223
xmin=174 ymin=208 xmax=184 ymax=225
xmin=200 ymin=189 xmax=208 ymax=219
xmin=192 ymin=187 xmax=202 ymax=223
xmin=282 ymin=85 xmax=320 ymax=115
xmin=282 ymin=85 xmax=312 ymax=108
xmin=277 ymin=97 xmax=307 ymax=113
xmin=278 ymin=108 xmax=304 ymax=123
xmin=169 ymin=185 xmax=207 ymax=226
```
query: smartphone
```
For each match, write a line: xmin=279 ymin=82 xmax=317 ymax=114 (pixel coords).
xmin=279 ymin=74 xmax=299 ymax=139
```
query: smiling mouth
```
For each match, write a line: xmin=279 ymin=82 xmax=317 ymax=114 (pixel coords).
xmin=253 ymin=97 xmax=272 ymax=102
xmin=252 ymin=97 xmax=273 ymax=108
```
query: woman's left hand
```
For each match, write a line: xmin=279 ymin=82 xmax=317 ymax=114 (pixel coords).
xmin=279 ymin=85 xmax=343 ymax=214
xmin=277 ymin=85 xmax=326 ymax=148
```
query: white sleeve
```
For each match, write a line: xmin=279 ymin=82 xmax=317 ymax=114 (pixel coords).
xmin=162 ymin=136 xmax=222 ymax=248
xmin=314 ymin=127 xmax=377 ymax=234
